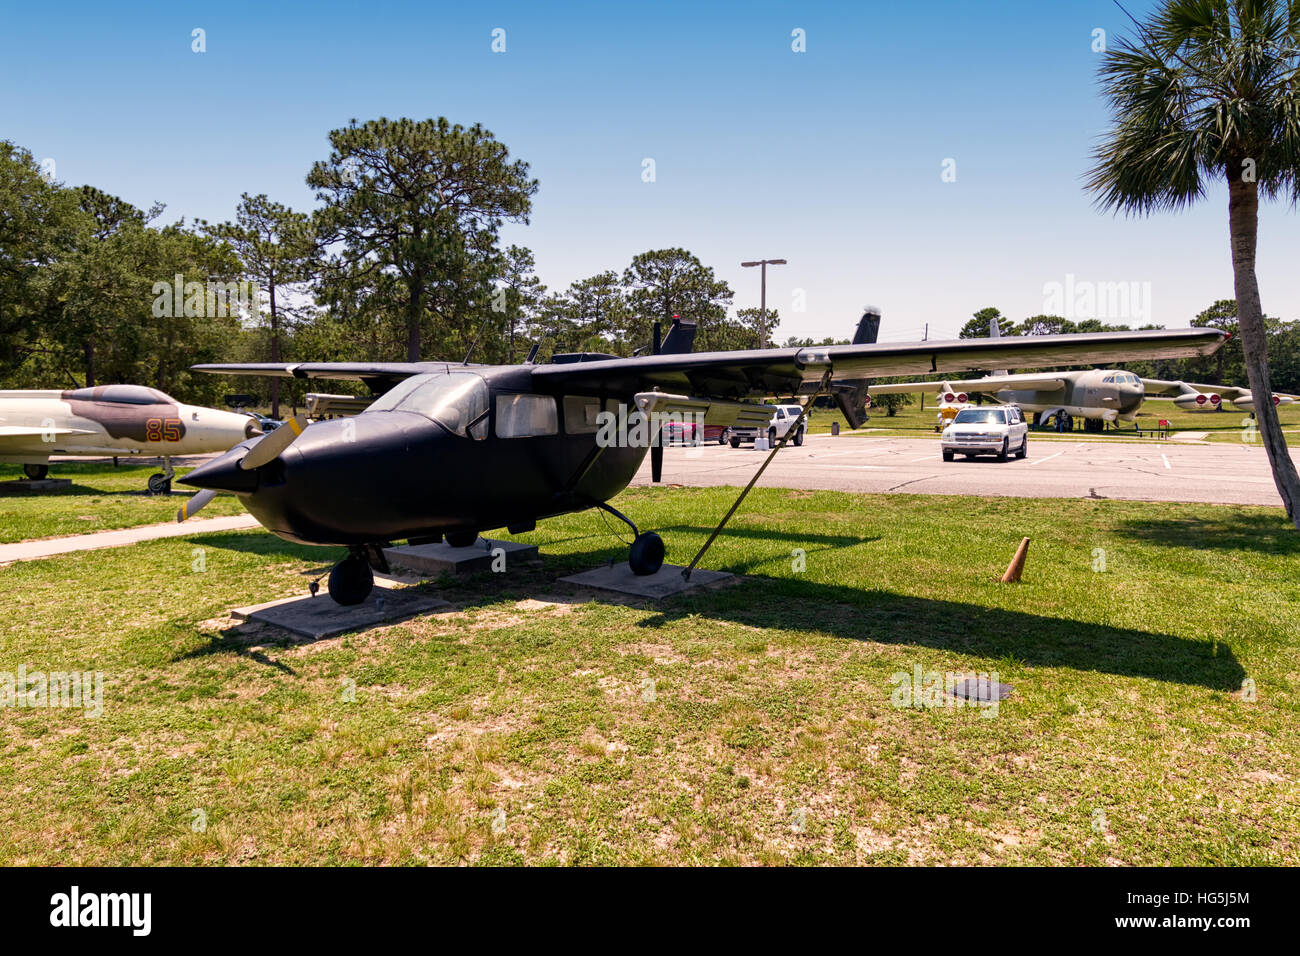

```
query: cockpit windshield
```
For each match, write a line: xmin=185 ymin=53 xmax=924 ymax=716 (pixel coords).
xmin=367 ymin=372 xmax=489 ymax=438
xmin=63 ymin=385 xmax=174 ymax=405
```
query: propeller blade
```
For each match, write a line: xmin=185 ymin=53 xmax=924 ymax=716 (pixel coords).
xmin=239 ymin=415 xmax=308 ymax=470
xmin=651 ymin=442 xmax=663 ymax=483
xmin=176 ymin=488 xmax=217 ymax=523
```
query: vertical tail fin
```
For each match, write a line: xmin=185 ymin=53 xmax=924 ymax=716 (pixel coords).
xmin=989 ymin=315 xmax=1008 ymax=377
xmin=659 ymin=317 xmax=697 ymax=355
xmin=853 ymin=307 xmax=881 ymax=345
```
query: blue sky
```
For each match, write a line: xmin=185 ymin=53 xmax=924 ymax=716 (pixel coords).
xmin=4 ymin=0 xmax=1296 ymax=343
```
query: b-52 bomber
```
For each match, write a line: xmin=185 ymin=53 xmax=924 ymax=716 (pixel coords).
xmin=180 ymin=318 xmax=1225 ymax=605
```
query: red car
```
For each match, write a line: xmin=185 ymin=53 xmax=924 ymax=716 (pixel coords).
xmin=660 ymin=421 xmax=732 ymax=445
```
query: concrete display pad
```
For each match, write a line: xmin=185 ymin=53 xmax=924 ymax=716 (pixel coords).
xmin=384 ymin=538 xmax=538 ymax=576
xmin=231 ymin=586 xmax=449 ymax=639
xmin=560 ymin=563 xmax=735 ymax=599
xmin=948 ymin=678 xmax=1014 ymax=703
xmin=0 ymin=478 xmax=72 ymax=494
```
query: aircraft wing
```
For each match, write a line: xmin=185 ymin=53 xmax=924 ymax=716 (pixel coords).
xmin=867 ymin=373 xmax=1069 ymax=396
xmin=193 ymin=328 xmax=1225 ymax=409
xmin=1138 ymin=378 xmax=1238 ymax=398
xmin=0 ymin=426 xmax=96 ymax=438
xmin=529 ymin=328 xmax=1224 ymax=401
xmin=191 ymin=361 xmax=457 ymax=393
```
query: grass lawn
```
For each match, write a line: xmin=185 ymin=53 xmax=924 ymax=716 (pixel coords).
xmin=809 ymin=398 xmax=1300 ymax=443
xmin=0 ymin=487 xmax=1297 ymax=865
xmin=0 ymin=462 xmax=245 ymax=544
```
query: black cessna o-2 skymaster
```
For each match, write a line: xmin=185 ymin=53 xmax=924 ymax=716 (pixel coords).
xmin=179 ymin=314 xmax=1224 ymax=605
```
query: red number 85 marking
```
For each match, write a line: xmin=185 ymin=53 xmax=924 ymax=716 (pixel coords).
xmin=146 ymin=418 xmax=183 ymax=442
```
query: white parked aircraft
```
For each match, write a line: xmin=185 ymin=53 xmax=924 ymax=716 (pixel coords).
xmin=869 ymin=371 xmax=1298 ymax=431
xmin=0 ymin=384 xmax=261 ymax=492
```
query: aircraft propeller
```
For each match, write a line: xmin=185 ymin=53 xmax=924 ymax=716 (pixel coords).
xmin=175 ymin=487 xmax=218 ymax=522
xmin=175 ymin=414 xmax=310 ymax=522
xmin=239 ymin=414 xmax=308 ymax=470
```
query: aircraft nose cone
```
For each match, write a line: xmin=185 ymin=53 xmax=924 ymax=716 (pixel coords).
xmin=181 ymin=443 xmax=260 ymax=493
xmin=244 ymin=417 xmax=263 ymax=440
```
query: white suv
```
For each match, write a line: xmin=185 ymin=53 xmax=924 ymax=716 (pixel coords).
xmin=941 ymin=405 xmax=1028 ymax=462
xmin=730 ymin=404 xmax=807 ymax=447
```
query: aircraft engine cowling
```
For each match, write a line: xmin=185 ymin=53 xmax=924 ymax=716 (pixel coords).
xmin=1175 ymin=393 xmax=1217 ymax=410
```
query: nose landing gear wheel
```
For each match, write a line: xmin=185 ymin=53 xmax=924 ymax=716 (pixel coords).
xmin=629 ymin=532 xmax=665 ymax=576
xmin=23 ymin=464 xmax=48 ymax=480
xmin=446 ymin=530 xmax=479 ymax=548
xmin=328 ymin=553 xmax=374 ymax=606
xmin=147 ymin=473 xmax=172 ymax=495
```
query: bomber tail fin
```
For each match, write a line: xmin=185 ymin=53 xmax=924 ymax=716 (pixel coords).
xmin=990 ymin=316 xmax=1008 ymax=377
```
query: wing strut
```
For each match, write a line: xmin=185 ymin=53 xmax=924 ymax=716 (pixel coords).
xmin=682 ymin=368 xmax=833 ymax=580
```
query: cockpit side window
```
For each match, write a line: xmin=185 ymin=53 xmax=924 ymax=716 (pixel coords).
xmin=367 ymin=372 xmax=489 ymax=439
xmin=496 ymin=394 xmax=558 ymax=438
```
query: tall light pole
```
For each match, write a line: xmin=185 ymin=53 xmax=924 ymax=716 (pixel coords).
xmin=741 ymin=258 xmax=787 ymax=350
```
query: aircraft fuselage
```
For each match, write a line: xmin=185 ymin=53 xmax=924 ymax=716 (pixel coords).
xmin=987 ymin=369 xmax=1146 ymax=422
xmin=184 ymin=365 xmax=649 ymax=546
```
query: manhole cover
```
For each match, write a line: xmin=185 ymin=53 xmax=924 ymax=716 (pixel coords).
xmin=948 ymin=678 xmax=1014 ymax=702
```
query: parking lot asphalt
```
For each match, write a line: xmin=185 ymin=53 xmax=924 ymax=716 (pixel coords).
xmin=635 ymin=434 xmax=1294 ymax=507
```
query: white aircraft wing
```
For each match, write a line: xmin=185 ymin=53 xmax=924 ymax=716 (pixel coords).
xmin=0 ymin=425 xmax=97 ymax=444
xmin=867 ymin=373 xmax=1068 ymax=396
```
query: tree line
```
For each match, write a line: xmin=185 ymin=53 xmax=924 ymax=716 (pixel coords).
xmin=1 ymin=121 xmax=775 ymax=416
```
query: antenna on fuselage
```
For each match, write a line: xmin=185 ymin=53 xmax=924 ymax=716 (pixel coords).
xmin=461 ymin=314 xmax=496 ymax=365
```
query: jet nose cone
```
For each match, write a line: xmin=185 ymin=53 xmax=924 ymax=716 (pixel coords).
xmin=181 ymin=443 xmax=260 ymax=493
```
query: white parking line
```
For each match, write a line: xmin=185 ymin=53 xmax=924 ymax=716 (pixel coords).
xmin=1161 ymin=454 xmax=1172 ymax=470
xmin=1026 ymin=449 xmax=1067 ymax=467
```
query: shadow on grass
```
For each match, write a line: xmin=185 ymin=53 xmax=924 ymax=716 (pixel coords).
xmin=1114 ymin=512 xmax=1300 ymax=556
xmin=646 ymin=579 xmax=1244 ymax=691
xmin=182 ymin=532 xmax=1243 ymax=691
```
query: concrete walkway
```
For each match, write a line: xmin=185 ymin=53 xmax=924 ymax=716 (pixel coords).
xmin=0 ymin=514 xmax=262 ymax=564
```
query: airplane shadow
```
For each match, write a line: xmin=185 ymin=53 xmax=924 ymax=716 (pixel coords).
xmin=179 ymin=531 xmax=1243 ymax=691
xmin=1114 ymin=512 xmax=1300 ymax=557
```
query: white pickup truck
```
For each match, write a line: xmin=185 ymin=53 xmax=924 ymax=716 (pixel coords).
xmin=729 ymin=404 xmax=808 ymax=448
xmin=940 ymin=405 xmax=1028 ymax=462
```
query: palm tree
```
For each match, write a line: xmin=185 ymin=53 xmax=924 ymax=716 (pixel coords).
xmin=1087 ymin=0 xmax=1300 ymax=528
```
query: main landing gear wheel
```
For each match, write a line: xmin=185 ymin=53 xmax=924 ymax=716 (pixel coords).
xmin=328 ymin=553 xmax=374 ymax=606
xmin=629 ymin=532 xmax=665 ymax=576
xmin=446 ymin=530 xmax=478 ymax=548
xmin=23 ymin=464 xmax=48 ymax=480
xmin=147 ymin=473 xmax=171 ymax=495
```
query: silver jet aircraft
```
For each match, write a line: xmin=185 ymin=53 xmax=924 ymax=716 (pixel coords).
xmin=0 ymin=384 xmax=261 ymax=491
